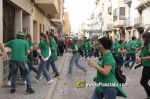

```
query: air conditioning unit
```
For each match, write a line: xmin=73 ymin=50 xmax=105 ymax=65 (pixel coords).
xmin=108 ymin=7 xmax=112 ymax=14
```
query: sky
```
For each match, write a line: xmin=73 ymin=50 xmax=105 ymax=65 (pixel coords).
xmin=64 ymin=0 xmax=95 ymax=33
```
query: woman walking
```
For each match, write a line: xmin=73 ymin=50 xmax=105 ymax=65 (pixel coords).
xmin=136 ymin=32 xmax=150 ymax=99
xmin=33 ymin=33 xmax=53 ymax=84
xmin=88 ymin=37 xmax=127 ymax=99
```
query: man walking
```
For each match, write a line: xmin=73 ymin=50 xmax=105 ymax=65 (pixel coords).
xmin=46 ymin=33 xmax=59 ymax=77
xmin=5 ymin=31 xmax=35 ymax=94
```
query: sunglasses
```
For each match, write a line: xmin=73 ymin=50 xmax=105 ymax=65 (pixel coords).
xmin=26 ymin=37 xmax=30 ymax=38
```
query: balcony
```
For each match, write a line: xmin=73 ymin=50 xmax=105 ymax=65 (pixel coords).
xmin=113 ymin=15 xmax=125 ymax=28
xmin=124 ymin=17 xmax=132 ymax=27
xmin=134 ymin=16 xmax=144 ymax=29
xmin=35 ymin=0 xmax=59 ymax=14
xmin=135 ymin=0 xmax=150 ymax=10
xmin=107 ymin=24 xmax=113 ymax=31
xmin=5 ymin=0 xmax=33 ymax=14
xmin=124 ymin=0 xmax=132 ymax=4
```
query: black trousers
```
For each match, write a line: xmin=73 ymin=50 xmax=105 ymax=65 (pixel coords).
xmin=140 ymin=66 xmax=150 ymax=97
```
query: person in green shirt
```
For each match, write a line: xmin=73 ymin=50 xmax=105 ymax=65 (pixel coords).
xmin=5 ymin=31 xmax=35 ymax=94
xmin=33 ymin=33 xmax=53 ymax=85
xmin=94 ymin=42 xmax=99 ymax=58
xmin=85 ymin=39 xmax=92 ymax=59
xmin=26 ymin=34 xmax=37 ymax=74
xmin=136 ymin=32 xmax=150 ymax=99
xmin=46 ymin=33 xmax=59 ymax=77
xmin=113 ymin=40 xmax=127 ymax=69
xmin=88 ymin=37 xmax=127 ymax=99
xmin=67 ymin=37 xmax=87 ymax=76
xmin=124 ymin=36 xmax=138 ymax=69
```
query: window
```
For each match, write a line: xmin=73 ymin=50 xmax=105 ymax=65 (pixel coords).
xmin=119 ymin=7 xmax=125 ymax=20
xmin=113 ymin=8 xmax=118 ymax=21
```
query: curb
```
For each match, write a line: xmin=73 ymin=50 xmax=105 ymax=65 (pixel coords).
xmin=45 ymin=54 xmax=68 ymax=99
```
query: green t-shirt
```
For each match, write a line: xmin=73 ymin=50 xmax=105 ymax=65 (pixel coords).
xmin=114 ymin=42 xmax=121 ymax=57
xmin=87 ymin=41 xmax=92 ymax=50
xmin=50 ymin=38 xmax=58 ymax=60
xmin=140 ymin=43 xmax=150 ymax=67
xmin=72 ymin=43 xmax=80 ymax=55
xmin=83 ymin=43 xmax=88 ymax=50
xmin=128 ymin=40 xmax=137 ymax=54
xmin=39 ymin=40 xmax=49 ymax=58
xmin=5 ymin=39 xmax=29 ymax=61
xmin=93 ymin=52 xmax=127 ymax=98
xmin=110 ymin=42 xmax=115 ymax=50
xmin=28 ymin=41 xmax=34 ymax=55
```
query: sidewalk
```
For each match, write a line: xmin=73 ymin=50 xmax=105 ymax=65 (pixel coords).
xmin=0 ymin=54 xmax=67 ymax=99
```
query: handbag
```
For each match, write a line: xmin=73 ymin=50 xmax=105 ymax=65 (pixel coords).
xmin=115 ymin=67 xmax=126 ymax=83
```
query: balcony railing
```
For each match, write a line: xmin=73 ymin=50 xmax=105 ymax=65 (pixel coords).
xmin=124 ymin=17 xmax=132 ymax=27
xmin=113 ymin=15 xmax=125 ymax=22
xmin=107 ymin=24 xmax=113 ymax=30
xmin=134 ymin=16 xmax=144 ymax=28
xmin=124 ymin=0 xmax=132 ymax=4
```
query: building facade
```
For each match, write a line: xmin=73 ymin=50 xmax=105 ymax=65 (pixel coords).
xmin=88 ymin=0 xmax=150 ymax=42
xmin=63 ymin=12 xmax=71 ymax=38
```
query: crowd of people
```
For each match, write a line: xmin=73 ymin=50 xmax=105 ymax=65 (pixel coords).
xmin=0 ymin=26 xmax=150 ymax=99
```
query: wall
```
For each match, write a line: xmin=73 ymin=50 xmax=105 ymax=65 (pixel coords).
xmin=0 ymin=0 xmax=3 ymax=87
xmin=44 ymin=17 xmax=51 ymax=33
xmin=142 ymin=8 xmax=150 ymax=27
xmin=22 ymin=15 xmax=33 ymax=36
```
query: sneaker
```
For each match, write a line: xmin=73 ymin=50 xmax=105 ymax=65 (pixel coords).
xmin=47 ymin=79 xmax=53 ymax=85
xmin=26 ymin=88 xmax=35 ymax=94
xmin=11 ymin=89 xmax=16 ymax=93
xmin=53 ymin=74 xmax=59 ymax=77
xmin=39 ymin=74 xmax=44 ymax=80
xmin=7 ymin=80 xmax=11 ymax=86
xmin=23 ymin=81 xmax=27 ymax=85
xmin=33 ymin=77 xmax=39 ymax=83
xmin=131 ymin=67 xmax=135 ymax=71
xmin=67 ymin=73 xmax=72 ymax=77
xmin=84 ymin=69 xmax=87 ymax=75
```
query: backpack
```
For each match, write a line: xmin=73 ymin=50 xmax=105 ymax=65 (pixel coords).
xmin=115 ymin=67 xmax=126 ymax=83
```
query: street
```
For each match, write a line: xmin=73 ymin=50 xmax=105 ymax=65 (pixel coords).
xmin=52 ymin=54 xmax=147 ymax=99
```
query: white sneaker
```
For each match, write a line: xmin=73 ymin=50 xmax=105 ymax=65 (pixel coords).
xmin=132 ymin=67 xmax=135 ymax=71
xmin=33 ymin=77 xmax=39 ymax=83
xmin=39 ymin=75 xmax=44 ymax=80
xmin=7 ymin=80 xmax=11 ymax=86
xmin=47 ymin=79 xmax=53 ymax=85
xmin=23 ymin=81 xmax=27 ymax=85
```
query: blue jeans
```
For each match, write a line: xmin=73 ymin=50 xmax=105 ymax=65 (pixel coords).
xmin=125 ymin=53 xmax=135 ymax=68
xmin=28 ymin=54 xmax=37 ymax=74
xmin=68 ymin=54 xmax=85 ymax=74
xmin=36 ymin=59 xmax=51 ymax=81
xmin=46 ymin=56 xmax=59 ymax=75
xmin=91 ymin=87 xmax=118 ymax=99
xmin=11 ymin=60 xmax=32 ymax=89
